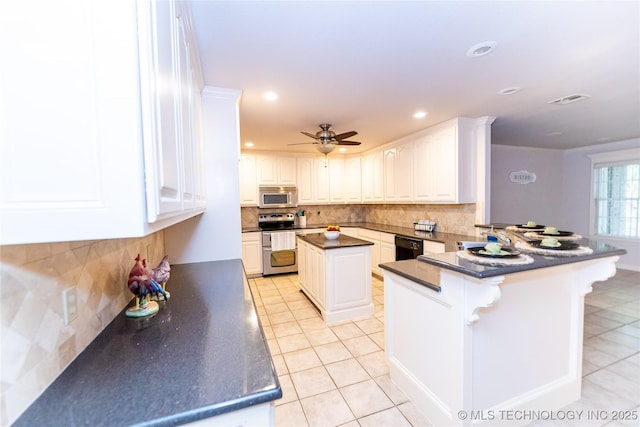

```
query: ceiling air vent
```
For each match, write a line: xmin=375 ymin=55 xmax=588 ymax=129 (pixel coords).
xmin=547 ymin=93 xmax=591 ymax=105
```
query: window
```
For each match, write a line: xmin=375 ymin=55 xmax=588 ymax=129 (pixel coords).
xmin=589 ymin=149 xmax=640 ymax=239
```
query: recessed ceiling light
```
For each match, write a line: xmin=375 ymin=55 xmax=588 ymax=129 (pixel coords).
xmin=244 ymin=142 xmax=254 ymax=147
xmin=413 ymin=111 xmax=428 ymax=119
xmin=338 ymin=147 xmax=347 ymax=153
xmin=263 ymin=91 xmax=278 ymax=101
xmin=466 ymin=41 xmax=497 ymax=58
xmin=498 ymin=87 xmax=520 ymax=95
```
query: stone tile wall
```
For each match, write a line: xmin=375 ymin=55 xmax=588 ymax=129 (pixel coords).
xmin=242 ymin=203 xmax=477 ymax=236
xmin=0 ymin=232 xmax=165 ymax=426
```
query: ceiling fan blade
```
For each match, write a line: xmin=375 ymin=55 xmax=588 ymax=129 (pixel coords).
xmin=336 ymin=140 xmax=361 ymax=145
xmin=301 ymin=131 xmax=318 ymax=139
xmin=333 ymin=131 xmax=357 ymax=141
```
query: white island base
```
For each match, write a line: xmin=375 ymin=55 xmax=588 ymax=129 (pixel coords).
xmin=297 ymin=234 xmax=373 ymax=325
xmin=383 ymin=256 xmax=619 ymax=426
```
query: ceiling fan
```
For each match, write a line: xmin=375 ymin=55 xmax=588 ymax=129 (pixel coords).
xmin=289 ymin=124 xmax=361 ymax=154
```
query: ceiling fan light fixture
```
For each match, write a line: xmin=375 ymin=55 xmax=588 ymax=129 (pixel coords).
xmin=466 ymin=41 xmax=497 ymax=58
xmin=316 ymin=143 xmax=336 ymax=155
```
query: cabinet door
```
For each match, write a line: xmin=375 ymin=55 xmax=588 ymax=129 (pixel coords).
xmin=413 ymin=135 xmax=433 ymax=201
xmin=345 ymin=156 xmax=362 ymax=203
xmin=144 ymin=0 xmax=182 ymax=221
xmin=396 ymin=143 xmax=414 ymax=202
xmin=380 ymin=232 xmax=396 ymax=265
xmin=329 ymin=157 xmax=346 ymax=203
xmin=310 ymin=245 xmax=325 ymax=308
xmin=278 ymin=157 xmax=297 ymax=185
xmin=362 ymin=151 xmax=383 ymax=202
xmin=239 ymin=154 xmax=258 ymax=205
xmin=314 ymin=158 xmax=330 ymax=203
xmin=429 ymin=125 xmax=457 ymax=202
xmin=241 ymin=233 xmax=263 ymax=275
xmin=296 ymin=157 xmax=314 ymax=204
xmin=383 ymin=148 xmax=397 ymax=201
xmin=257 ymin=156 xmax=278 ymax=185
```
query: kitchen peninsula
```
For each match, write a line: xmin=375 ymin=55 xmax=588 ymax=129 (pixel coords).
xmin=297 ymin=233 xmax=374 ymax=324
xmin=380 ymin=239 xmax=626 ymax=426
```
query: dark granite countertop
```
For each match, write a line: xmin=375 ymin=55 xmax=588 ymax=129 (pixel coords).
xmin=14 ymin=260 xmax=281 ymax=427
xmin=381 ymin=238 xmax=626 ymax=282
xmin=298 ymin=232 xmax=374 ymax=250
xmin=243 ymin=222 xmax=479 ymax=252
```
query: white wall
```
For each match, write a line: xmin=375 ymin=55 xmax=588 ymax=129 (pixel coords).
xmin=562 ymin=139 xmax=640 ymax=270
xmin=491 ymin=145 xmax=565 ymax=227
xmin=491 ymin=140 xmax=639 ymax=270
xmin=164 ymin=87 xmax=243 ymax=264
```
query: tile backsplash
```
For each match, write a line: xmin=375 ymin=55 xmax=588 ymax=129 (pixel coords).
xmin=0 ymin=232 xmax=165 ymax=426
xmin=242 ymin=203 xmax=477 ymax=236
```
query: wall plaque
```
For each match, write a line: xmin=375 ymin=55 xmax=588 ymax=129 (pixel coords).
xmin=509 ymin=170 xmax=537 ymax=184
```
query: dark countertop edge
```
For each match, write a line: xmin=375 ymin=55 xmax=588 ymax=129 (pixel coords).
xmin=298 ymin=232 xmax=374 ymax=250
xmin=378 ymin=263 xmax=441 ymax=292
xmin=243 ymin=222 xmax=478 ymax=251
xmin=137 ymin=388 xmax=283 ymax=427
xmin=417 ymin=247 xmax=627 ymax=279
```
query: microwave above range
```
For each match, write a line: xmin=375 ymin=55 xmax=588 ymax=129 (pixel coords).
xmin=259 ymin=186 xmax=298 ymax=209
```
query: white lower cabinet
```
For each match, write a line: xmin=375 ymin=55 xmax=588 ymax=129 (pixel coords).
xmin=357 ymin=229 xmax=395 ymax=276
xmin=423 ymin=240 xmax=445 ymax=255
xmin=241 ymin=232 xmax=263 ymax=276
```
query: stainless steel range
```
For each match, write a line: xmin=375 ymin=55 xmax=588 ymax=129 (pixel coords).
xmin=259 ymin=213 xmax=298 ymax=275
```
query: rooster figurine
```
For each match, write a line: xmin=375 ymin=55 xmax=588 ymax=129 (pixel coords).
xmin=147 ymin=255 xmax=171 ymax=301
xmin=125 ymin=254 xmax=167 ymax=318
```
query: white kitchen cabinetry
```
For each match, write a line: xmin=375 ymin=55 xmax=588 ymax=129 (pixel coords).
xmin=239 ymin=154 xmax=259 ymax=206
xmin=361 ymin=151 xmax=384 ymax=203
xmin=297 ymin=236 xmax=373 ymax=324
xmin=297 ymin=156 xmax=330 ymax=204
xmin=340 ymin=227 xmax=359 ymax=238
xmin=358 ymin=229 xmax=395 ymax=276
xmin=423 ymin=240 xmax=445 ymax=255
xmin=241 ymin=232 xmax=263 ymax=276
xmin=257 ymin=155 xmax=297 ymax=186
xmin=413 ymin=117 xmax=476 ymax=203
xmin=0 ymin=0 xmax=205 ymax=245
xmin=329 ymin=156 xmax=362 ymax=203
xmin=383 ymin=143 xmax=413 ymax=203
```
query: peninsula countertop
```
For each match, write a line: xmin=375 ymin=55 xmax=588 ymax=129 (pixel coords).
xmin=381 ymin=238 xmax=626 ymax=284
xmin=298 ymin=232 xmax=374 ymax=250
xmin=14 ymin=260 xmax=281 ymax=427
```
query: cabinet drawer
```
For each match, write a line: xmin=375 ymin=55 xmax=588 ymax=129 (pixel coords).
xmin=423 ymin=240 xmax=445 ymax=254
xmin=358 ymin=229 xmax=380 ymax=241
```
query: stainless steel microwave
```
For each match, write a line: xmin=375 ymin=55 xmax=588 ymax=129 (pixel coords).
xmin=259 ymin=186 xmax=298 ymax=208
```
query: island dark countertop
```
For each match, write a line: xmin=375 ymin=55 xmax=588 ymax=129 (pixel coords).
xmin=297 ymin=232 xmax=374 ymax=250
xmin=380 ymin=239 xmax=626 ymax=282
xmin=14 ymin=260 xmax=281 ymax=427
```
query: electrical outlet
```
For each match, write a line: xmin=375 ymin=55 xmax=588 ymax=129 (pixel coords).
xmin=63 ymin=286 xmax=79 ymax=325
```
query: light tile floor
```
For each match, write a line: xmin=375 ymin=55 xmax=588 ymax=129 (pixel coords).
xmin=248 ymin=268 xmax=640 ymax=427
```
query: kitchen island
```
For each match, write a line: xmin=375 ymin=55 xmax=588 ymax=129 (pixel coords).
xmin=380 ymin=239 xmax=625 ymax=426
xmin=297 ymin=233 xmax=374 ymax=324
xmin=14 ymin=260 xmax=281 ymax=427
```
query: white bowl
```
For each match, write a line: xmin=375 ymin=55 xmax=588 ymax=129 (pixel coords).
xmin=324 ymin=231 xmax=340 ymax=240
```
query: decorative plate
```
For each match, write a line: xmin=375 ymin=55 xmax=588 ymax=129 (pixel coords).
xmin=528 ymin=240 xmax=580 ymax=250
xmin=516 ymin=224 xmax=546 ymax=230
xmin=539 ymin=230 xmax=574 ymax=237
xmin=468 ymin=247 xmax=521 ymax=258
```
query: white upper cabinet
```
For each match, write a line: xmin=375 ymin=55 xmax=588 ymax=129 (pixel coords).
xmin=297 ymin=156 xmax=330 ymax=204
xmin=329 ymin=156 xmax=361 ymax=203
xmin=413 ymin=117 xmax=477 ymax=203
xmin=257 ymin=155 xmax=297 ymax=186
xmin=362 ymin=151 xmax=384 ymax=203
xmin=0 ymin=0 xmax=205 ymax=245
xmin=239 ymin=154 xmax=258 ymax=206
xmin=383 ymin=143 xmax=414 ymax=203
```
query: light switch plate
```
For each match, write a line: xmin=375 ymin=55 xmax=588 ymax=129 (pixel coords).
xmin=62 ymin=286 xmax=79 ymax=325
